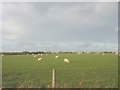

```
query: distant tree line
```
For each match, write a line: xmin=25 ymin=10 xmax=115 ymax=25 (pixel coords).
xmin=0 ymin=51 xmax=52 ymax=55
xmin=0 ymin=51 xmax=117 ymax=55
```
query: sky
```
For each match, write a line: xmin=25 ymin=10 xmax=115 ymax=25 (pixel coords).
xmin=1 ymin=2 xmax=118 ymax=52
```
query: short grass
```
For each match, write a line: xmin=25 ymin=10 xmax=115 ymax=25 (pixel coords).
xmin=2 ymin=53 xmax=118 ymax=88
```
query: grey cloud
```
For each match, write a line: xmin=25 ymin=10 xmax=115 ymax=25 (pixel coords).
xmin=2 ymin=2 xmax=118 ymax=52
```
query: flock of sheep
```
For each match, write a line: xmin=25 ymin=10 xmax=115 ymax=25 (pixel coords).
xmin=54 ymin=55 xmax=69 ymax=63
xmin=30 ymin=52 xmax=119 ymax=63
xmin=32 ymin=54 xmax=70 ymax=63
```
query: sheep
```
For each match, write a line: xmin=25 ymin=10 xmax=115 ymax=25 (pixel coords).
xmin=32 ymin=54 xmax=34 ymax=55
xmin=41 ymin=54 xmax=43 ymax=56
xmin=115 ymin=52 xmax=118 ymax=56
xmin=55 ymin=55 xmax=59 ymax=59
xmin=34 ymin=55 xmax=37 ymax=58
xmin=64 ymin=58 xmax=69 ymax=63
xmin=38 ymin=58 xmax=42 ymax=61
xmin=103 ymin=53 xmax=105 ymax=55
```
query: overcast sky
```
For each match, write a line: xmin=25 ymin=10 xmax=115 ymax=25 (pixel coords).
xmin=1 ymin=2 xmax=118 ymax=52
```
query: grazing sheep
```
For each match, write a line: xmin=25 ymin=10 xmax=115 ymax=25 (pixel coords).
xmin=103 ymin=53 xmax=105 ymax=55
xmin=115 ymin=52 xmax=118 ymax=56
xmin=41 ymin=54 xmax=43 ymax=56
xmin=55 ymin=55 xmax=59 ymax=59
xmin=34 ymin=55 xmax=37 ymax=58
xmin=64 ymin=58 xmax=69 ymax=63
xmin=32 ymin=54 xmax=34 ymax=55
xmin=38 ymin=58 xmax=42 ymax=61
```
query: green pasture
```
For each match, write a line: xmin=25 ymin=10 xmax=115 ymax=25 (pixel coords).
xmin=2 ymin=53 xmax=118 ymax=88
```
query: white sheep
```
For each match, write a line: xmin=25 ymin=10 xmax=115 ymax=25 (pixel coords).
xmin=41 ymin=54 xmax=43 ymax=56
xmin=38 ymin=58 xmax=42 ymax=61
xmin=55 ymin=55 xmax=59 ymax=59
xmin=103 ymin=53 xmax=105 ymax=55
xmin=34 ymin=55 xmax=37 ymax=58
xmin=64 ymin=58 xmax=69 ymax=63
xmin=32 ymin=54 xmax=34 ymax=55
xmin=115 ymin=52 xmax=118 ymax=56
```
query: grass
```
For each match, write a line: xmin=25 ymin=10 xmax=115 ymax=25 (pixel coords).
xmin=2 ymin=53 xmax=118 ymax=88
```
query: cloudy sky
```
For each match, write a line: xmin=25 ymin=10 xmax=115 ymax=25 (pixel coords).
xmin=1 ymin=2 xmax=118 ymax=52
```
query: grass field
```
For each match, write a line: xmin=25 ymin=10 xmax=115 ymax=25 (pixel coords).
xmin=2 ymin=53 xmax=118 ymax=88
